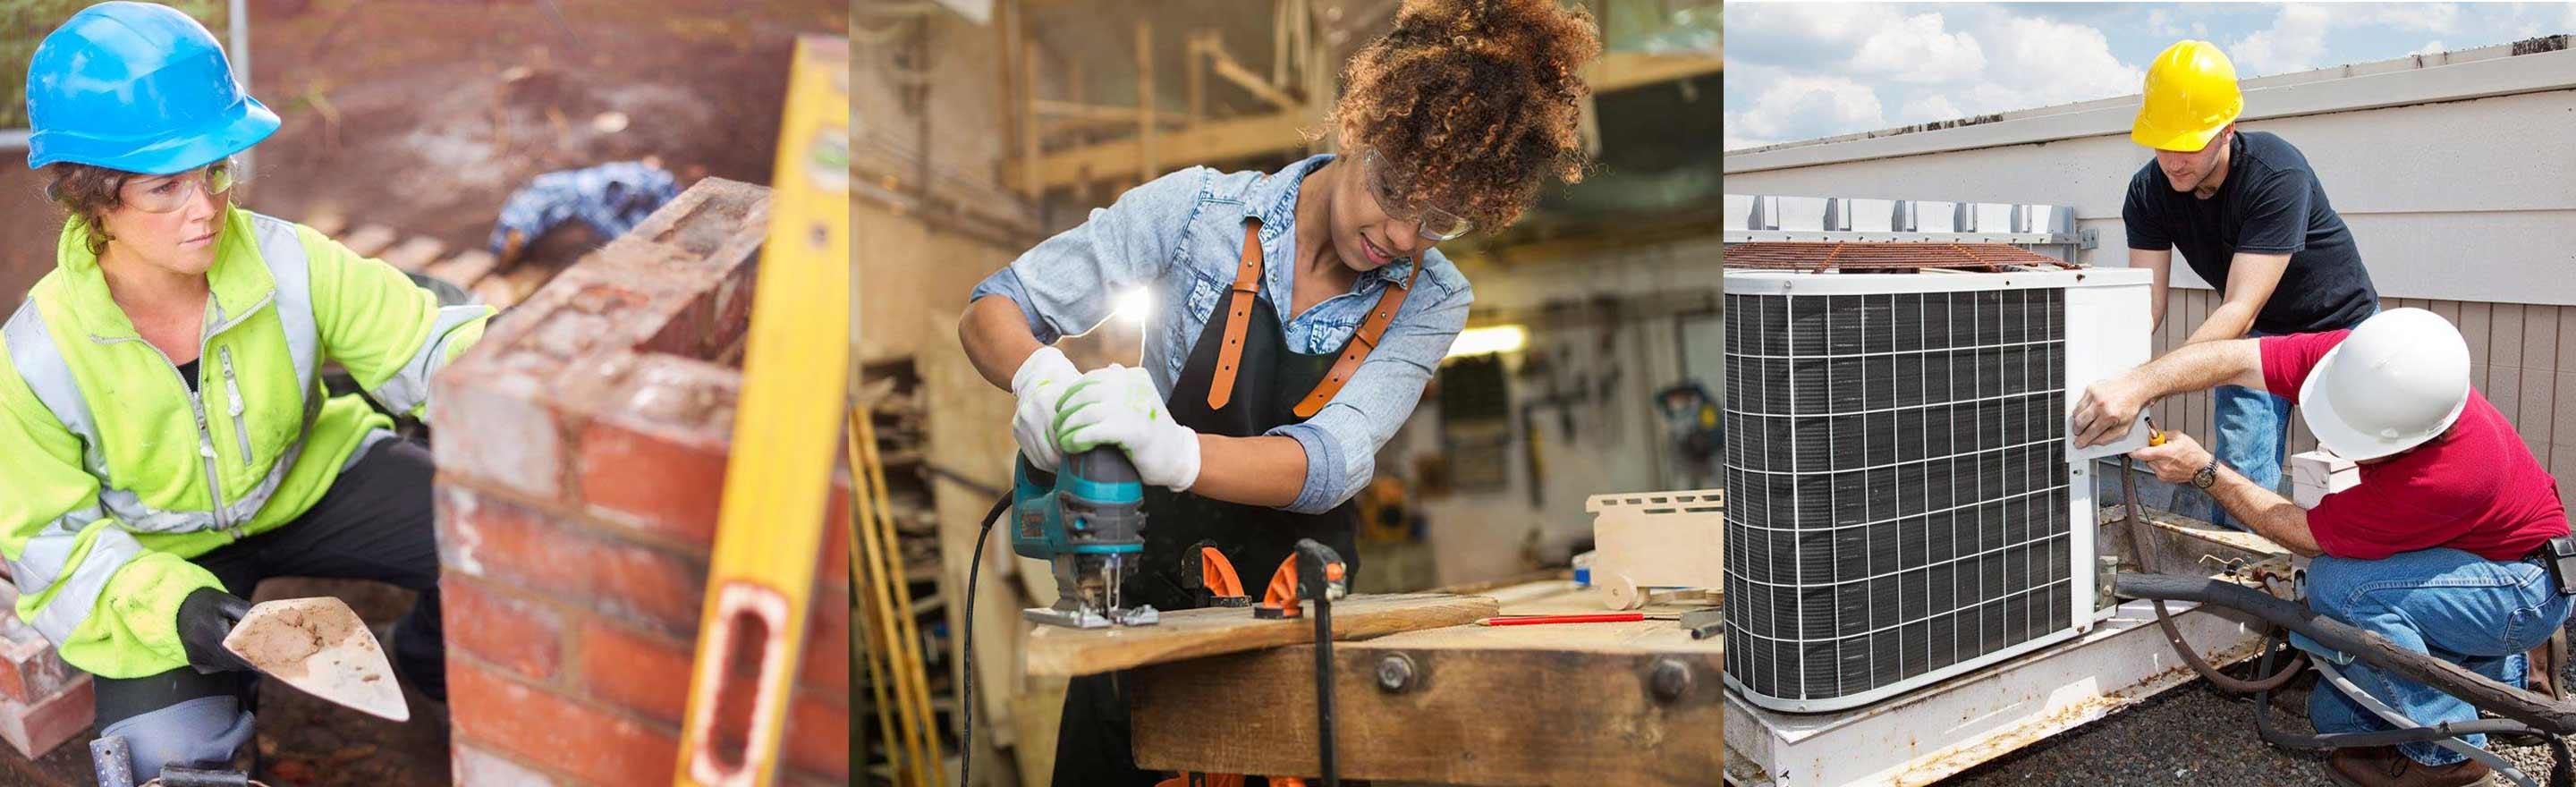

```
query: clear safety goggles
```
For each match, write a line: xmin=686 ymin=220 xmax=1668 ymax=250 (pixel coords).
xmin=1361 ymin=148 xmax=1473 ymax=242
xmin=122 ymin=159 xmax=239 ymax=215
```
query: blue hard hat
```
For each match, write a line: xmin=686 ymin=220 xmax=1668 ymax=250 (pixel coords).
xmin=24 ymin=2 xmax=278 ymax=174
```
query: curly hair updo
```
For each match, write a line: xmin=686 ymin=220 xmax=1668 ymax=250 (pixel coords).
xmin=1328 ymin=0 xmax=1602 ymax=230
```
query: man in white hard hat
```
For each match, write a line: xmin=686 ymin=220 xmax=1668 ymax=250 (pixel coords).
xmin=2124 ymin=40 xmax=2381 ymax=532
xmin=2075 ymin=309 xmax=2572 ymax=787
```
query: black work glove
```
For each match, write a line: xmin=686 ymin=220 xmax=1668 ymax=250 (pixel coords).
xmin=176 ymin=588 xmax=257 ymax=673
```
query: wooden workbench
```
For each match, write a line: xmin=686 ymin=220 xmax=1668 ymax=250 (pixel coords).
xmin=1123 ymin=580 xmax=1721 ymax=787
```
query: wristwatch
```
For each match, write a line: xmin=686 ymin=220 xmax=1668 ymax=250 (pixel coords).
xmin=2191 ymin=459 xmax=2219 ymax=490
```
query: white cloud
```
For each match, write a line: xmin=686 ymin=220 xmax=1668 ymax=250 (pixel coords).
xmin=2351 ymin=3 xmax=2460 ymax=34
xmin=2148 ymin=9 xmax=2181 ymax=37
xmin=1964 ymin=17 xmax=2143 ymax=112
xmin=1727 ymin=72 xmax=1886 ymax=143
xmin=2410 ymin=40 xmax=2446 ymax=56
xmin=1850 ymin=13 xmax=1986 ymax=84
xmin=2230 ymin=4 xmax=2334 ymax=76
xmin=1897 ymin=95 xmax=1964 ymax=125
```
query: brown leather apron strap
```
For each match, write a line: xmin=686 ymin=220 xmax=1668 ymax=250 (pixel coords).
xmin=1292 ymin=260 xmax=1421 ymax=419
xmin=1207 ymin=220 xmax=1265 ymax=410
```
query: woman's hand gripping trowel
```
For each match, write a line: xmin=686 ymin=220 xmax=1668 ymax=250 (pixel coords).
xmin=180 ymin=589 xmax=411 ymax=722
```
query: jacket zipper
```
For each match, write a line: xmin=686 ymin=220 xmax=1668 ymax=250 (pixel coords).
xmin=220 ymin=346 xmax=252 ymax=471
xmin=115 ymin=338 xmax=233 ymax=538
xmin=95 ymin=292 xmax=273 ymax=541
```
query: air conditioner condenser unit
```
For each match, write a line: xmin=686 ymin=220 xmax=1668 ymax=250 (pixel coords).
xmin=1722 ymin=267 xmax=2154 ymax=712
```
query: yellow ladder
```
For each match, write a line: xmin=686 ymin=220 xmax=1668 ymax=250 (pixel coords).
xmin=673 ymin=35 xmax=852 ymax=787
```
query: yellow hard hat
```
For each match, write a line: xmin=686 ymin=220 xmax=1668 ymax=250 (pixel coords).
xmin=2131 ymin=40 xmax=2243 ymax=152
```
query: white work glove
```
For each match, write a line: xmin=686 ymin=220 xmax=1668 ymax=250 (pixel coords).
xmin=1012 ymin=346 xmax=1084 ymax=471
xmin=1053 ymin=365 xmax=1202 ymax=492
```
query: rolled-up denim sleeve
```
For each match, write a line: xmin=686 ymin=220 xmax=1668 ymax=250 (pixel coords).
xmin=1267 ymin=278 xmax=1473 ymax=514
xmin=968 ymin=167 xmax=1208 ymax=343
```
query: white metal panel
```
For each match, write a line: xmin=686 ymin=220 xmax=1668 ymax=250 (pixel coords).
xmin=1724 ymin=599 xmax=2270 ymax=787
xmin=1723 ymin=86 xmax=2576 ymax=305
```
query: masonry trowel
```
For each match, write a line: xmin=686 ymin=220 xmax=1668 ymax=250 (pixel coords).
xmin=221 ymin=597 xmax=411 ymax=723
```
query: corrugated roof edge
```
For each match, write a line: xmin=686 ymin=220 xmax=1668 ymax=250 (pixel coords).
xmin=1725 ymin=34 xmax=2574 ymax=169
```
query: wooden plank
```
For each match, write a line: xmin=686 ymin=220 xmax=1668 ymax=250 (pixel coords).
xmin=301 ymin=212 xmax=347 ymax=238
xmin=2431 ymin=298 xmax=2462 ymax=332
xmin=1131 ymin=637 xmax=1720 ymax=785
xmin=378 ymin=236 xmax=446 ymax=273
xmin=1202 ymin=35 xmax=1301 ymax=112
xmin=2525 ymin=308 xmax=2559 ymax=453
xmin=2494 ymin=367 xmax=2525 ymax=429
xmin=423 ymin=250 xmax=500 ymax=287
xmin=1021 ymin=593 xmax=1499 ymax=677
xmin=340 ymin=224 xmax=398 ymax=258
xmin=1037 ymin=109 xmax=1314 ymax=189
xmin=1584 ymin=50 xmax=1724 ymax=94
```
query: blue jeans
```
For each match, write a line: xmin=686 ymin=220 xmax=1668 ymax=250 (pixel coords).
xmin=2294 ymin=548 xmax=2575 ymax=766
xmin=2209 ymin=374 xmax=2292 ymax=529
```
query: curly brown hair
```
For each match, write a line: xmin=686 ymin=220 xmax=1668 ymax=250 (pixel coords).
xmin=1327 ymin=0 xmax=1601 ymax=230
xmin=43 ymin=163 xmax=129 ymax=257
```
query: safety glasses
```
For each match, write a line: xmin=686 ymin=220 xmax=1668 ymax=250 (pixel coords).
xmin=1361 ymin=148 xmax=1472 ymax=242
xmin=121 ymin=159 xmax=238 ymax=215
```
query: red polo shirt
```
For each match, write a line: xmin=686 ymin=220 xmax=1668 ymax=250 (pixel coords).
xmin=2262 ymin=330 xmax=2569 ymax=561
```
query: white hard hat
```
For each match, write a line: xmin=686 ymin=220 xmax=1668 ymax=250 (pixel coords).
xmin=2301 ymin=308 xmax=2472 ymax=461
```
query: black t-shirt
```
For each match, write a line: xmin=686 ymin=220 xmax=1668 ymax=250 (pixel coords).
xmin=2122 ymin=131 xmax=2378 ymax=334
xmin=175 ymin=360 xmax=199 ymax=393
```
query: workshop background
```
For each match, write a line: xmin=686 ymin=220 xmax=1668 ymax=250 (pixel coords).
xmin=1 ymin=2 xmax=850 ymax=785
xmin=852 ymin=0 xmax=1719 ymax=783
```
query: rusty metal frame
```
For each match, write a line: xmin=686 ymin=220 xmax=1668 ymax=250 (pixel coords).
xmin=1721 ymin=241 xmax=2081 ymax=273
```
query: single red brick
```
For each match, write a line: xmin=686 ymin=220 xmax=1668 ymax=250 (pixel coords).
xmin=578 ymin=621 xmax=694 ymax=724
xmin=441 ymin=578 xmax=566 ymax=681
xmin=799 ymin=591 xmax=851 ymax=694
xmin=0 ymin=675 xmax=90 ymax=759
xmin=450 ymin=743 xmax=563 ymax=787
xmin=430 ymin=374 xmax=569 ymax=502
xmin=441 ymin=494 xmax=709 ymax=633
xmin=783 ymin=690 xmax=850 ymax=779
xmin=450 ymin=659 xmax=679 ymax=786
xmin=577 ymin=417 xmax=730 ymax=546
xmin=0 ymin=618 xmax=77 ymax=704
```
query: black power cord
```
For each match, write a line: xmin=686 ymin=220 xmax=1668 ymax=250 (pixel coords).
xmin=957 ymin=495 xmax=1010 ymax=787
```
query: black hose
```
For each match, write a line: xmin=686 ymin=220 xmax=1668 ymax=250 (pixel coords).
xmin=959 ymin=495 xmax=1011 ymax=787
xmin=2122 ymin=456 xmax=2309 ymax=693
xmin=2119 ymin=571 xmax=2576 ymax=735
xmin=2248 ymin=626 xmax=2550 ymax=751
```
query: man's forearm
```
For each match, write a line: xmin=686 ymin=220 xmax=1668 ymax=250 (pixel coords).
xmin=2207 ymin=466 xmax=2323 ymax=556
xmin=2130 ymin=338 xmax=2265 ymax=402
xmin=2184 ymin=300 xmax=2258 ymax=345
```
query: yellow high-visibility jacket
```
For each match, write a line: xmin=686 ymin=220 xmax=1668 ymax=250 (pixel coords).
xmin=0 ymin=207 xmax=489 ymax=677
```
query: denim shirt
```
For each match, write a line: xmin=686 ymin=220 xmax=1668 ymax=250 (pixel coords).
xmin=970 ymin=154 xmax=1473 ymax=513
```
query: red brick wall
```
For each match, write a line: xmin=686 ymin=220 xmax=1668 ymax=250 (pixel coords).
xmin=430 ymin=179 xmax=850 ymax=785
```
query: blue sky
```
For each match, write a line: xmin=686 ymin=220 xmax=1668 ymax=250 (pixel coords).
xmin=1723 ymin=3 xmax=2576 ymax=150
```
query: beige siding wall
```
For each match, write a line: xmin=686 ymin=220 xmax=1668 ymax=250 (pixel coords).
xmin=2149 ymin=289 xmax=2576 ymax=491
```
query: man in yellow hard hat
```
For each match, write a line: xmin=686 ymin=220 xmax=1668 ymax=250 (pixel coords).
xmin=2123 ymin=39 xmax=2379 ymax=533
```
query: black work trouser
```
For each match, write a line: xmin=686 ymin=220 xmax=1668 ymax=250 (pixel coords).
xmin=92 ymin=436 xmax=446 ymax=770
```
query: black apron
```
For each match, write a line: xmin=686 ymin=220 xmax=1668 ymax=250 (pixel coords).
xmin=1051 ymin=220 xmax=1364 ymax=786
